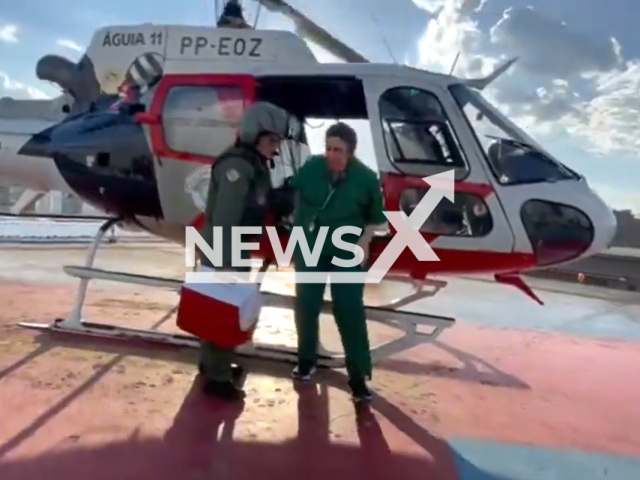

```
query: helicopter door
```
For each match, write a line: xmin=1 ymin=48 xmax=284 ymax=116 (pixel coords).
xmin=362 ymin=77 xmax=515 ymax=260
xmin=139 ymin=74 xmax=255 ymax=229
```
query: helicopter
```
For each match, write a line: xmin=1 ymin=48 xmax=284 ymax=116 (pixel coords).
xmin=0 ymin=0 xmax=617 ymax=368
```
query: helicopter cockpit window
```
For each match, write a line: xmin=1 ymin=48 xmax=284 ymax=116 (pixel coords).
xmin=378 ymin=87 xmax=468 ymax=176
xmin=161 ymin=85 xmax=245 ymax=158
xmin=449 ymin=84 xmax=579 ymax=186
xmin=399 ymin=188 xmax=493 ymax=237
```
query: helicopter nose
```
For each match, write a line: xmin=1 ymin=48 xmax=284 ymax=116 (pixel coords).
xmin=519 ymin=180 xmax=617 ymax=268
xmin=0 ymin=130 xmax=75 ymax=195
xmin=18 ymin=109 xmax=143 ymax=160
xmin=17 ymin=130 xmax=54 ymax=158
xmin=582 ymin=188 xmax=617 ymax=257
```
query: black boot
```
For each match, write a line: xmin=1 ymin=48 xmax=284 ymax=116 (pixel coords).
xmin=202 ymin=379 xmax=246 ymax=401
xmin=231 ymin=364 xmax=245 ymax=383
xmin=348 ymin=377 xmax=373 ymax=404
xmin=198 ymin=362 xmax=245 ymax=384
xmin=292 ymin=361 xmax=317 ymax=382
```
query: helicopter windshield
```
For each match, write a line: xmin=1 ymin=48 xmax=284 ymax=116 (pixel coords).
xmin=449 ymin=84 xmax=579 ymax=186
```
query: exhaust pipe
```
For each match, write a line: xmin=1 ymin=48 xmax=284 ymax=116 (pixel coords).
xmin=36 ymin=54 xmax=101 ymax=112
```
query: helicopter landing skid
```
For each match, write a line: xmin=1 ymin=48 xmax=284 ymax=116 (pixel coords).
xmin=18 ymin=219 xmax=455 ymax=369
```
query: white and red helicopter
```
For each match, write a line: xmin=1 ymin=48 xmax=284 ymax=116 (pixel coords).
xmin=0 ymin=0 xmax=616 ymax=367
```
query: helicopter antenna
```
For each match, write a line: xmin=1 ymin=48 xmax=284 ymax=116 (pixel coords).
xmin=449 ymin=51 xmax=461 ymax=75
xmin=362 ymin=0 xmax=398 ymax=64
xmin=253 ymin=1 xmax=262 ymax=27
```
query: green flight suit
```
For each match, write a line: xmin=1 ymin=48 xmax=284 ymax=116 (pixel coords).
xmin=198 ymin=144 xmax=272 ymax=382
xmin=291 ymin=155 xmax=386 ymax=381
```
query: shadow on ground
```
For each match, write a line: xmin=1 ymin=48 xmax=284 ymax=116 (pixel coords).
xmin=0 ymin=321 xmax=527 ymax=479
xmin=0 ymin=375 xmax=510 ymax=480
xmin=13 ymin=323 xmax=529 ymax=391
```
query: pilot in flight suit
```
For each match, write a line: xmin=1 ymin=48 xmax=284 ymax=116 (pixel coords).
xmin=198 ymin=101 xmax=291 ymax=401
xmin=291 ymin=122 xmax=387 ymax=403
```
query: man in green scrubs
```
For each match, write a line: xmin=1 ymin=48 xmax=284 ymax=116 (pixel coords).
xmin=291 ymin=122 xmax=387 ymax=403
xmin=198 ymin=101 xmax=291 ymax=401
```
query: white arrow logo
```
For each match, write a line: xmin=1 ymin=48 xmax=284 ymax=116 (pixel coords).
xmin=185 ymin=169 xmax=456 ymax=285
xmin=366 ymin=169 xmax=455 ymax=283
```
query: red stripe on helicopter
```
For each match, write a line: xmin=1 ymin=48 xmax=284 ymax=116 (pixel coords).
xmin=135 ymin=73 xmax=257 ymax=229
xmin=191 ymin=180 xmax=493 ymax=231
xmin=188 ymin=79 xmax=243 ymax=229
xmin=136 ymin=74 xmax=257 ymax=166
xmin=382 ymin=172 xmax=494 ymax=202
xmin=191 ymin=175 xmax=494 ymax=231
xmin=190 ymin=80 xmax=250 ymax=230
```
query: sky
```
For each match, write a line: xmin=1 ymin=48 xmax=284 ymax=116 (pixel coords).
xmin=1 ymin=0 xmax=640 ymax=211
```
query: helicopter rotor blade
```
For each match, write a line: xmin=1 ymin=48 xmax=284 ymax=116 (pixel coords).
xmin=464 ymin=57 xmax=518 ymax=90
xmin=252 ymin=0 xmax=369 ymax=63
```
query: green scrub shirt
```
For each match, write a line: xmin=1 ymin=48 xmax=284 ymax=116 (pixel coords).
xmin=291 ymin=155 xmax=386 ymax=260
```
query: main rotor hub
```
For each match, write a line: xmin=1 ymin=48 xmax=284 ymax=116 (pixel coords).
xmin=218 ymin=0 xmax=250 ymax=28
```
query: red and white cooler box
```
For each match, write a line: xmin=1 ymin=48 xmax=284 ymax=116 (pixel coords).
xmin=177 ymin=266 xmax=263 ymax=349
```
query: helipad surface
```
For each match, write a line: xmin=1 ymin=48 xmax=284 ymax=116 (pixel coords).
xmin=0 ymin=243 xmax=639 ymax=479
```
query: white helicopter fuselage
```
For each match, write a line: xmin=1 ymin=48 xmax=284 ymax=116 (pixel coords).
xmin=0 ymin=23 xmax=616 ymax=275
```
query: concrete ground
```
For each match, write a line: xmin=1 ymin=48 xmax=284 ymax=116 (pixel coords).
xmin=0 ymin=243 xmax=639 ymax=479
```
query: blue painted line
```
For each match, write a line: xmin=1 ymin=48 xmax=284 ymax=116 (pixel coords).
xmin=449 ymin=438 xmax=640 ymax=480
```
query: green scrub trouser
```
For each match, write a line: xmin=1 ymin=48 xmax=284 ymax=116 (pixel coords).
xmin=294 ymin=253 xmax=372 ymax=381
xmin=198 ymin=267 xmax=250 ymax=383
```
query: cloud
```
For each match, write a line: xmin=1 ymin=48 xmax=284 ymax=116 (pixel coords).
xmin=412 ymin=1 xmax=640 ymax=157
xmin=0 ymin=71 xmax=49 ymax=100
xmin=560 ymin=63 xmax=640 ymax=156
xmin=413 ymin=0 xmax=487 ymax=14
xmin=412 ymin=0 xmax=447 ymax=13
xmin=414 ymin=0 xmax=495 ymax=78
xmin=490 ymin=7 xmax=621 ymax=78
xmin=56 ymin=39 xmax=83 ymax=52
xmin=0 ymin=24 xmax=18 ymax=43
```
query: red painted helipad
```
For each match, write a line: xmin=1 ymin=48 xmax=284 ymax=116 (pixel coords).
xmin=0 ymin=243 xmax=639 ymax=479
